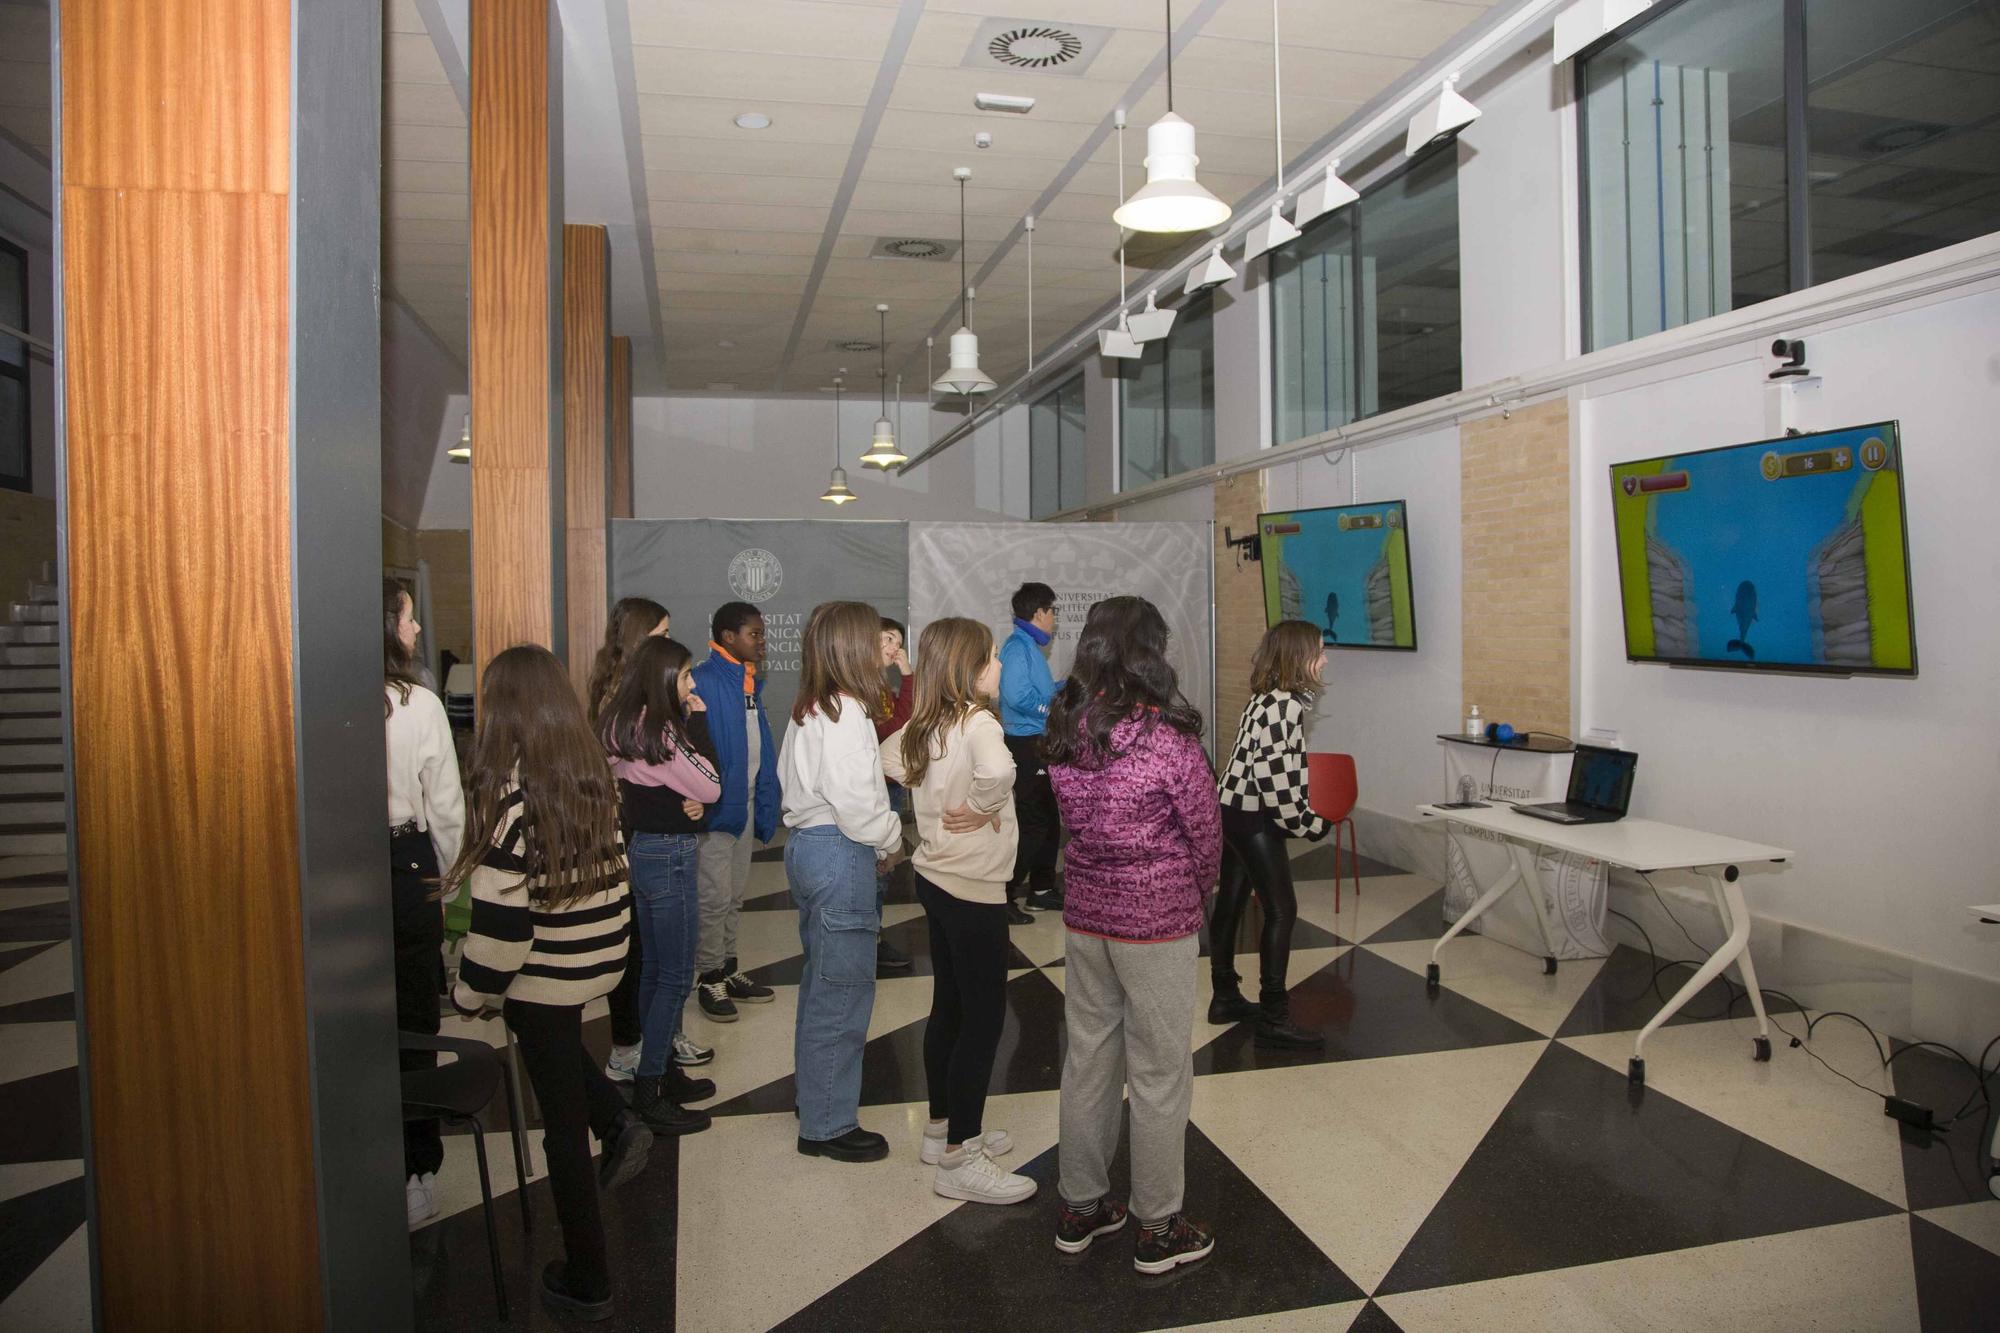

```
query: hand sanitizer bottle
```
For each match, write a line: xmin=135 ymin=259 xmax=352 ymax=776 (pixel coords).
xmin=1465 ymin=704 xmax=1482 ymax=739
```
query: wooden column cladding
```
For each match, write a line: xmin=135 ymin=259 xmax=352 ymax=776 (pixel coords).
xmin=60 ymin=0 xmax=321 ymax=1324
xmin=610 ymin=335 xmax=634 ymax=520
xmin=564 ymin=224 xmax=610 ymax=694
xmin=470 ymin=0 xmax=564 ymax=672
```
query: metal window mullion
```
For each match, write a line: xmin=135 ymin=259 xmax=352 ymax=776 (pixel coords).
xmin=1784 ymin=0 xmax=1811 ymax=293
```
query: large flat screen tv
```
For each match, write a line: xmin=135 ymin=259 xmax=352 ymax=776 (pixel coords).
xmin=1609 ymin=421 xmax=1916 ymax=675
xmin=1258 ymin=500 xmax=1417 ymax=650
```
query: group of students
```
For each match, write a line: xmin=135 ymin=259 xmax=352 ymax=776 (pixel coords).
xmin=381 ymin=572 xmax=1338 ymax=1320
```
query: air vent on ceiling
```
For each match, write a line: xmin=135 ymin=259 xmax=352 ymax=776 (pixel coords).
xmin=827 ymin=338 xmax=881 ymax=354
xmin=962 ymin=19 xmax=1110 ymax=77
xmin=873 ymin=236 xmax=957 ymax=261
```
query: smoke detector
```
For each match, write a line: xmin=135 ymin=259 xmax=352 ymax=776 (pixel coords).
xmin=873 ymin=236 xmax=958 ymax=261
xmin=962 ymin=20 xmax=1109 ymax=76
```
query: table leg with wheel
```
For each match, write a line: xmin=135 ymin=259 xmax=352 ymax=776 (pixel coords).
xmin=1506 ymin=838 xmax=1563 ymax=976
xmin=1429 ymin=858 xmax=1524 ymax=989
xmin=1629 ymin=864 xmax=1752 ymax=1083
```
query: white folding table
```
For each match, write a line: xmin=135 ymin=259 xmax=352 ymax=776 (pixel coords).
xmin=1416 ymin=803 xmax=1792 ymax=1084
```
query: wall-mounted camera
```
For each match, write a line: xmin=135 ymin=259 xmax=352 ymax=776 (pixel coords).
xmin=1768 ymin=338 xmax=1809 ymax=380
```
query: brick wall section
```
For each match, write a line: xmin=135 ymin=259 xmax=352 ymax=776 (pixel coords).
xmin=1214 ymin=471 xmax=1265 ymax=746
xmin=1460 ymin=398 xmax=1571 ymax=737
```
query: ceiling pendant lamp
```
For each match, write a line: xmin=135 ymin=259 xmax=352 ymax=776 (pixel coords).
xmin=1243 ymin=0 xmax=1302 ymax=262
xmin=859 ymin=304 xmax=907 ymax=468
xmin=1100 ymin=110 xmax=1142 ymax=360
xmin=1113 ymin=0 xmax=1231 ymax=234
xmin=1294 ymin=155 xmax=1358 ymax=229
xmin=448 ymin=413 xmax=471 ymax=463
xmin=933 ymin=168 xmax=997 ymax=396
xmin=820 ymin=377 xmax=856 ymax=505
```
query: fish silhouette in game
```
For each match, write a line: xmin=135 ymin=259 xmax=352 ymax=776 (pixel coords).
xmin=1323 ymin=592 xmax=1339 ymax=644
xmin=1725 ymin=580 xmax=1758 ymax=659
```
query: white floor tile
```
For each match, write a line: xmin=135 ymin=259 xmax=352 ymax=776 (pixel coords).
xmin=0 ymin=1020 xmax=78 ymax=1083
xmin=1366 ymin=935 xmax=1608 ymax=1037
xmin=1919 ymin=1198 xmax=2000 ymax=1256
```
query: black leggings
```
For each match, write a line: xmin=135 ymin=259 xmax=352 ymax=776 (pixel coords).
xmin=607 ymin=900 xmax=645 ymax=1048
xmin=1210 ymin=819 xmax=1300 ymax=1006
xmin=917 ymin=874 xmax=1009 ymax=1145
xmin=391 ymin=829 xmax=444 ymax=1178
xmin=1004 ymin=735 xmax=1060 ymax=898
xmin=504 ymin=998 xmax=630 ymax=1299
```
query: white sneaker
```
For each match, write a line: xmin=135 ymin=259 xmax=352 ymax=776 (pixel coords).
xmin=932 ymin=1146 xmax=1037 ymax=1206
xmin=672 ymin=1032 xmax=715 ymax=1067
xmin=921 ymin=1122 xmax=1012 ymax=1165
xmin=406 ymin=1172 xmax=440 ymax=1229
xmin=604 ymin=1043 xmax=640 ymax=1083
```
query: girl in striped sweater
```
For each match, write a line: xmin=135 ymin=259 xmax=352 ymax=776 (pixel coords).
xmin=446 ymin=644 xmax=652 ymax=1323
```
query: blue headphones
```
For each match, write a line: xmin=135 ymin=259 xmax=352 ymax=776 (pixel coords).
xmin=1484 ymin=722 xmax=1518 ymax=744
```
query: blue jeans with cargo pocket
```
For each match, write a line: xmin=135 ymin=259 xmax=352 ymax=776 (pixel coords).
xmin=786 ymin=824 xmax=881 ymax=1142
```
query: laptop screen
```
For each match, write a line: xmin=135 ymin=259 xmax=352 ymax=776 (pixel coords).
xmin=1565 ymin=746 xmax=1637 ymax=814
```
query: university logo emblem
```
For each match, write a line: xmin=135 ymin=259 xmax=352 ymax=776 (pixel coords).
xmin=728 ymin=548 xmax=783 ymax=603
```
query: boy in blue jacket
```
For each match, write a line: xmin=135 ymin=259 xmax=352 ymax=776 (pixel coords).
xmin=691 ymin=602 xmax=782 ymax=1023
xmin=999 ymin=582 xmax=1064 ymax=918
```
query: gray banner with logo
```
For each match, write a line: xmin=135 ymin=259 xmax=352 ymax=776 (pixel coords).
xmin=610 ymin=519 xmax=909 ymax=739
xmin=905 ymin=521 xmax=1217 ymax=753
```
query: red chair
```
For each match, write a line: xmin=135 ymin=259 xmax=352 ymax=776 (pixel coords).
xmin=1306 ymin=753 xmax=1360 ymax=914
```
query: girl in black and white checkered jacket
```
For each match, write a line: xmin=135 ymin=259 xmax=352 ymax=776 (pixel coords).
xmin=1212 ymin=621 xmax=1331 ymax=1050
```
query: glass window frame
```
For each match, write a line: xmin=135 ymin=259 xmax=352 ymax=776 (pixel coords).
xmin=1116 ymin=288 xmax=1216 ymax=492
xmin=1028 ymin=367 xmax=1087 ymax=520
xmin=0 ymin=237 xmax=28 ymax=494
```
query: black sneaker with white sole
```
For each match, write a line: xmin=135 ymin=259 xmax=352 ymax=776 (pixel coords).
xmin=1024 ymin=888 xmax=1065 ymax=913
xmin=722 ymin=957 xmax=775 ymax=1004
xmin=1054 ymin=1196 xmax=1130 ymax=1254
xmin=1134 ymin=1214 xmax=1215 ymax=1274
xmin=697 ymin=971 xmax=738 ymax=1022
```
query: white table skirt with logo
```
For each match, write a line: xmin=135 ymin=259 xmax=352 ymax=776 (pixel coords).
xmin=1438 ymin=736 xmax=1609 ymax=961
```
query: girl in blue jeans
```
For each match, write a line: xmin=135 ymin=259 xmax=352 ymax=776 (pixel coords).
xmin=778 ymin=601 xmax=906 ymax=1162
xmin=600 ymin=636 xmax=722 ymax=1135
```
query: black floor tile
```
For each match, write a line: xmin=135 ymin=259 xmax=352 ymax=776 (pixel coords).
xmin=411 ymin=1131 xmax=681 ymax=1331
xmin=1200 ymin=897 xmax=1348 ymax=957
xmin=1553 ymin=944 xmax=1801 ymax=1041
xmin=1290 ymin=844 xmax=1407 ymax=881
xmin=1890 ymin=1040 xmax=2000 ymax=1211
xmin=1349 ymin=1300 xmax=1406 ymax=1333
xmin=1193 ymin=947 xmax=1543 ymax=1077
xmin=0 ymin=941 xmax=58 ymax=979
xmin=1375 ymin=1042 xmax=1901 ymax=1294
xmin=0 ymin=991 xmax=74 ymax=1023
xmin=1360 ymin=888 xmax=1448 ymax=945
xmin=744 ymin=910 xmax=1036 ymax=985
xmin=771 ymin=1121 xmax=1364 ymax=1332
xmin=751 ymin=845 xmax=785 ymax=863
xmin=0 ymin=1066 xmax=82 ymax=1164
xmin=710 ymin=969 xmax=1068 ymax=1119
xmin=0 ymin=1174 xmax=85 ymax=1305
xmin=1910 ymin=1213 xmax=2000 ymax=1332
xmin=0 ymin=901 xmax=70 ymax=944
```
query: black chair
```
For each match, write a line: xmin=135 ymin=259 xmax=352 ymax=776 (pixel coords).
xmin=401 ymin=1031 xmax=534 ymax=1321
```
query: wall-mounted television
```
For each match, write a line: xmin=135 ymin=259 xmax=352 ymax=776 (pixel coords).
xmin=1257 ymin=500 xmax=1417 ymax=650
xmin=1609 ymin=421 xmax=1916 ymax=675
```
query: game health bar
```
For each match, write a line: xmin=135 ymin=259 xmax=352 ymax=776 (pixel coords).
xmin=1627 ymin=472 xmax=1689 ymax=495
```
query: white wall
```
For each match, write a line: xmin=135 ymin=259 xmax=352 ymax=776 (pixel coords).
xmin=1265 ymin=425 xmax=1465 ymax=819
xmin=382 ymin=299 xmax=466 ymax=529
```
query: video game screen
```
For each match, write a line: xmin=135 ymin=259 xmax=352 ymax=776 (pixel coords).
xmin=1609 ymin=422 xmax=1915 ymax=675
xmin=1257 ymin=500 xmax=1417 ymax=650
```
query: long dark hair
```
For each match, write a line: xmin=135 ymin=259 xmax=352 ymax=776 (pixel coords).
xmin=384 ymin=577 xmax=424 ymax=716
xmin=444 ymin=644 xmax=623 ymax=908
xmin=1042 ymin=596 xmax=1202 ymax=769
xmin=599 ymin=636 xmax=697 ymax=764
xmin=587 ymin=597 xmax=669 ymax=723
xmin=792 ymin=601 xmax=885 ymax=726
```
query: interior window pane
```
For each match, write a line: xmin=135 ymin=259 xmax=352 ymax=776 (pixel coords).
xmin=1056 ymin=374 xmax=1086 ymax=510
xmin=1361 ymin=150 xmax=1462 ymax=415
xmin=1581 ymin=0 xmax=1788 ymax=349
xmin=1029 ymin=390 xmax=1059 ymax=519
xmin=1119 ymin=292 xmax=1213 ymax=490
xmin=1270 ymin=209 xmax=1358 ymax=445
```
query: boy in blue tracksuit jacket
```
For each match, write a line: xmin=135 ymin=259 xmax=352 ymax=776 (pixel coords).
xmin=690 ymin=602 xmax=781 ymax=1022
xmin=999 ymin=582 xmax=1064 ymax=915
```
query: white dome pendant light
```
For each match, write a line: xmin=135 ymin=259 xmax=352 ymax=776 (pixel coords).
xmin=859 ymin=304 xmax=907 ymax=468
xmin=819 ymin=376 xmax=856 ymax=505
xmin=933 ymin=168 xmax=997 ymax=396
xmin=1099 ymin=110 xmax=1141 ymax=360
xmin=1243 ymin=0 xmax=1302 ymax=262
xmin=1115 ymin=0 xmax=1231 ymax=234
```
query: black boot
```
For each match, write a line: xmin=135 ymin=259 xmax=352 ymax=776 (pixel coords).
xmin=1207 ymin=973 xmax=1258 ymax=1025
xmin=669 ymin=1064 xmax=716 ymax=1104
xmin=1253 ymin=994 xmax=1324 ymax=1050
xmin=632 ymin=1075 xmax=713 ymax=1135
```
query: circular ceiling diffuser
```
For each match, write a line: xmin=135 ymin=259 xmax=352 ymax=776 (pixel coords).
xmin=883 ymin=238 xmax=946 ymax=258
xmin=836 ymin=339 xmax=879 ymax=353
xmin=988 ymin=26 xmax=1084 ymax=70
xmin=1860 ymin=122 xmax=1946 ymax=154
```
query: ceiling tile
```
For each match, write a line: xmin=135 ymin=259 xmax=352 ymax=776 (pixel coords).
xmin=653 ymin=201 xmax=832 ymax=234
xmin=386 ymin=81 xmax=465 ymax=129
xmin=638 ymin=95 xmax=864 ymax=144
xmin=647 ymin=170 xmax=842 ymax=208
xmin=388 ymin=32 xmax=453 ymax=85
xmin=647 ymin=136 xmax=847 ymax=178
xmin=632 ymin=47 xmax=880 ymax=106
xmin=630 ymin=0 xmax=900 ymax=59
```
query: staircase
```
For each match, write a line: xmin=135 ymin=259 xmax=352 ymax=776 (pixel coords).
xmin=0 ymin=561 xmax=66 ymax=886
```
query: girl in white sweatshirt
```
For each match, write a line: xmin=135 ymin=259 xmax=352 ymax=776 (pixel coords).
xmin=779 ymin=600 xmax=905 ymax=1164
xmin=879 ymin=617 xmax=1036 ymax=1205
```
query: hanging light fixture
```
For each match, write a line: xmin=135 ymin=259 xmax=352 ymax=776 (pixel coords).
xmin=1024 ymin=214 xmax=1036 ymax=374
xmin=819 ymin=376 xmax=856 ymax=505
xmin=1184 ymin=240 xmax=1236 ymax=296
xmin=1243 ymin=0 xmax=1302 ymax=262
xmin=859 ymin=304 xmax=907 ymax=468
xmin=1114 ymin=0 xmax=1231 ymax=234
xmin=1406 ymin=73 xmax=1480 ymax=157
xmin=933 ymin=168 xmax=997 ymax=396
xmin=1100 ymin=110 xmax=1141 ymax=360
xmin=448 ymin=413 xmax=471 ymax=463
xmin=1294 ymin=155 xmax=1358 ymax=229
xmin=1129 ymin=289 xmax=1176 ymax=344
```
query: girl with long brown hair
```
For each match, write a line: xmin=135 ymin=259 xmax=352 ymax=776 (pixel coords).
xmin=382 ymin=578 xmax=463 ymax=1228
xmin=586 ymin=596 xmax=670 ymax=723
xmin=1213 ymin=620 xmax=1331 ymax=1051
xmin=446 ymin=645 xmax=652 ymax=1322
xmin=777 ymin=600 xmax=905 ymax=1163
xmin=878 ymin=618 xmax=1034 ymax=1204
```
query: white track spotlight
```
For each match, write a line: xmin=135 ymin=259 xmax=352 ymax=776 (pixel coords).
xmin=1243 ymin=0 xmax=1302 ymax=264
xmin=1294 ymin=157 xmax=1358 ymax=228
xmin=1127 ymin=289 xmax=1177 ymax=343
xmin=1243 ymin=199 xmax=1301 ymax=262
xmin=1406 ymin=74 xmax=1480 ymax=156
xmin=1184 ymin=241 xmax=1235 ymax=296
xmin=1098 ymin=313 xmax=1142 ymax=359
